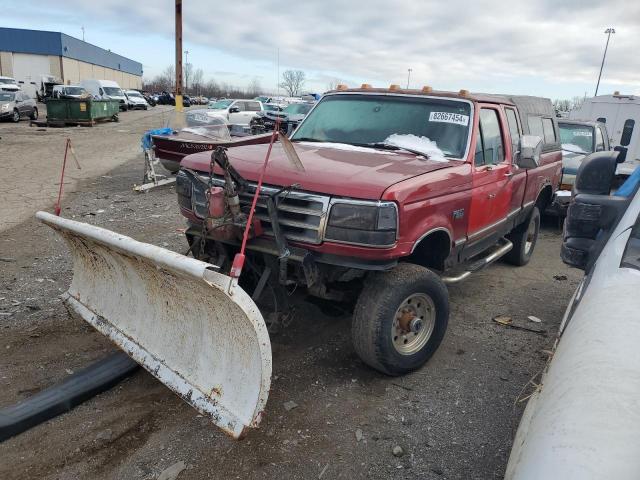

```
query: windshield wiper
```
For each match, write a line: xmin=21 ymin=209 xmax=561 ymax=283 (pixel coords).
xmin=291 ymin=137 xmax=322 ymax=142
xmin=365 ymin=142 xmax=430 ymax=159
xmin=562 ymin=148 xmax=589 ymax=155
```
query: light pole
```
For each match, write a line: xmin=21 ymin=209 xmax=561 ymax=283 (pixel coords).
xmin=175 ymin=0 xmax=183 ymax=112
xmin=406 ymin=68 xmax=412 ymax=89
xmin=81 ymin=26 xmax=85 ymax=41
xmin=595 ymin=27 xmax=615 ymax=96
xmin=184 ymin=49 xmax=190 ymax=94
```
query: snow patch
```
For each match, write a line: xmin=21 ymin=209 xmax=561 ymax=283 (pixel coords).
xmin=383 ymin=134 xmax=447 ymax=162
xmin=298 ymin=141 xmax=395 ymax=154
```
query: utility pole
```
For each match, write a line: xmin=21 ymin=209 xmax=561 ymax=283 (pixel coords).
xmin=175 ymin=0 xmax=183 ymax=112
xmin=277 ymin=48 xmax=280 ymax=97
xmin=595 ymin=27 xmax=615 ymax=97
xmin=184 ymin=49 xmax=189 ymax=95
xmin=81 ymin=26 xmax=85 ymax=42
xmin=406 ymin=68 xmax=412 ymax=89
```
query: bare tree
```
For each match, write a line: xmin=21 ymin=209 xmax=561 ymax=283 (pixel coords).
xmin=191 ymin=68 xmax=204 ymax=96
xmin=279 ymin=70 xmax=306 ymax=97
xmin=326 ymin=78 xmax=342 ymax=91
xmin=247 ymin=77 xmax=262 ymax=97
xmin=184 ymin=63 xmax=193 ymax=94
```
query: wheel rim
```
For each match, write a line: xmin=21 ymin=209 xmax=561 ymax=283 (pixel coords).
xmin=33 ymin=109 xmax=38 ymax=119
xmin=391 ymin=293 xmax=436 ymax=355
xmin=13 ymin=111 xmax=19 ymax=121
xmin=524 ymin=218 xmax=537 ymax=255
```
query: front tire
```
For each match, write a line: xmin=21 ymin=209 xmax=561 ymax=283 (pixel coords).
xmin=352 ymin=263 xmax=449 ymax=376
xmin=12 ymin=109 xmax=20 ymax=122
xmin=505 ymin=206 xmax=540 ymax=266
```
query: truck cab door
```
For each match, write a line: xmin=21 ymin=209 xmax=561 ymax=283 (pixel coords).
xmin=467 ymin=106 xmax=512 ymax=245
xmin=228 ymin=101 xmax=244 ymax=124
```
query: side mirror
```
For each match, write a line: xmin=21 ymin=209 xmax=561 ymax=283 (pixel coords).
xmin=614 ymin=146 xmax=628 ymax=163
xmin=516 ymin=135 xmax=543 ymax=169
xmin=229 ymin=106 xmax=240 ymax=113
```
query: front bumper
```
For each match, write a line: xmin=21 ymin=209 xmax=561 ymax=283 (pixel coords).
xmin=0 ymin=110 xmax=13 ymax=119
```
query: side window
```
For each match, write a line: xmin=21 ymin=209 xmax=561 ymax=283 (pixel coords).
xmin=542 ymin=118 xmax=556 ymax=143
xmin=527 ymin=116 xmax=544 ymax=139
xmin=597 ymin=117 xmax=606 ymax=124
xmin=505 ymin=108 xmax=520 ymax=157
xmin=621 ymin=119 xmax=635 ymax=147
xmin=595 ymin=127 xmax=605 ymax=151
xmin=245 ymin=101 xmax=261 ymax=112
xmin=99 ymin=87 xmax=104 ymax=95
xmin=476 ymin=109 xmax=505 ymax=166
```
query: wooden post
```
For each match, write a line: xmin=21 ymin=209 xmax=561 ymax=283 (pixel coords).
xmin=175 ymin=0 xmax=183 ymax=112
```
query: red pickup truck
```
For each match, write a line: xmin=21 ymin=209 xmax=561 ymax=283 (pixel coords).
xmin=175 ymin=86 xmax=562 ymax=375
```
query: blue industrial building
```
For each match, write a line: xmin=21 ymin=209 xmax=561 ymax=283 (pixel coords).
xmin=0 ymin=27 xmax=143 ymax=96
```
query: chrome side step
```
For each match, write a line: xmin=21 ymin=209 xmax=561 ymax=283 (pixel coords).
xmin=441 ymin=238 xmax=513 ymax=284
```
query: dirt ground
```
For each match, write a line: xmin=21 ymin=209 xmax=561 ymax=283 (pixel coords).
xmin=0 ymin=113 xmax=582 ymax=480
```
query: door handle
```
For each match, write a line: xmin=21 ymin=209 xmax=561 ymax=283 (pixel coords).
xmin=488 ymin=193 xmax=497 ymax=199
xmin=505 ymin=172 xmax=514 ymax=178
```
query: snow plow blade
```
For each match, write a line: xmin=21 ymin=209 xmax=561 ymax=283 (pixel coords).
xmin=36 ymin=211 xmax=271 ymax=439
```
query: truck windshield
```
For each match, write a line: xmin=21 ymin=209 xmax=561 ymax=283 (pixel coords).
xmin=291 ymin=94 xmax=472 ymax=159
xmin=103 ymin=87 xmax=123 ymax=96
xmin=0 ymin=78 xmax=15 ymax=84
xmin=559 ymin=123 xmax=594 ymax=154
xmin=284 ymin=103 xmax=313 ymax=115
xmin=209 ymin=99 xmax=233 ymax=110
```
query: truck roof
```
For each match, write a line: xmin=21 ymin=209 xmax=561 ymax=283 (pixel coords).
xmin=325 ymin=87 xmax=554 ymax=114
xmin=557 ymin=119 xmax=603 ymax=127
xmin=325 ymin=86 xmax=515 ymax=104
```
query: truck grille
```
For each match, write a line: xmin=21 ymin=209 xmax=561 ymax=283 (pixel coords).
xmin=191 ymin=174 xmax=329 ymax=245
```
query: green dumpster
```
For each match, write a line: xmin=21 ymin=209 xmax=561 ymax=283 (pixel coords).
xmin=45 ymin=98 xmax=119 ymax=125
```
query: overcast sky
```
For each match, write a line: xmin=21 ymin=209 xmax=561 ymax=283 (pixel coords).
xmin=1 ymin=0 xmax=638 ymax=98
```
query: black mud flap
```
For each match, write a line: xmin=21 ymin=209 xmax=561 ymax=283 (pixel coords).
xmin=0 ymin=352 xmax=139 ymax=443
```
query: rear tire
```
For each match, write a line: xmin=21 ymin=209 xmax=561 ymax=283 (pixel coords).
xmin=30 ymin=107 xmax=38 ymax=120
xmin=505 ymin=207 xmax=540 ymax=266
xmin=352 ymin=263 xmax=449 ymax=376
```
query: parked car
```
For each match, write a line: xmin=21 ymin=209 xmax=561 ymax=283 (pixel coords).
xmin=79 ymin=79 xmax=128 ymax=111
xmin=547 ymin=119 xmax=611 ymax=215
xmin=250 ymin=101 xmax=314 ymax=135
xmin=51 ymin=85 xmax=89 ymax=99
xmin=183 ymin=95 xmax=192 ymax=107
xmin=124 ymin=90 xmax=149 ymax=110
xmin=176 ymin=86 xmax=562 ymax=375
xmin=206 ymin=99 xmax=263 ymax=125
xmin=0 ymin=76 xmax=20 ymax=92
xmin=0 ymin=91 xmax=38 ymax=122
xmin=506 ymin=152 xmax=640 ymax=480
xmin=570 ymin=92 xmax=640 ymax=179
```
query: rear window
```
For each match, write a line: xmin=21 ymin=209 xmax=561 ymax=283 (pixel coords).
xmin=542 ymin=118 xmax=556 ymax=143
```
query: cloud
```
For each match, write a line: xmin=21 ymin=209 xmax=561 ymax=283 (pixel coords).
xmin=5 ymin=0 xmax=639 ymax=96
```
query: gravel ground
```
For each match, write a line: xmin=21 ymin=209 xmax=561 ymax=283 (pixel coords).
xmin=0 ymin=119 xmax=582 ymax=480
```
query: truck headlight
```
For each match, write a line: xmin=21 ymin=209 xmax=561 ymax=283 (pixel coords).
xmin=1 ymin=104 xmax=9 ymax=111
xmin=324 ymin=201 xmax=397 ymax=247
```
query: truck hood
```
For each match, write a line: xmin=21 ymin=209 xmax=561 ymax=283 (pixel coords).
xmin=181 ymin=141 xmax=459 ymax=199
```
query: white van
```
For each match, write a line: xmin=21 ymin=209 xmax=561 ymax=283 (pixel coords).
xmin=570 ymin=93 xmax=640 ymax=176
xmin=0 ymin=76 xmax=20 ymax=92
xmin=79 ymin=79 xmax=128 ymax=111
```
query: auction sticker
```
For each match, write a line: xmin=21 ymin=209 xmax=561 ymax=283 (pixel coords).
xmin=429 ymin=111 xmax=469 ymax=126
